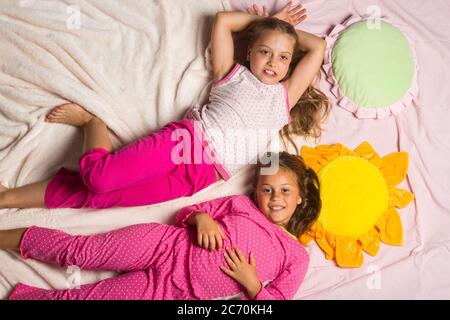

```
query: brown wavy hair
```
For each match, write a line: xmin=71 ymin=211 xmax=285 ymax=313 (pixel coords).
xmin=253 ymin=152 xmax=321 ymax=237
xmin=245 ymin=17 xmax=331 ymax=154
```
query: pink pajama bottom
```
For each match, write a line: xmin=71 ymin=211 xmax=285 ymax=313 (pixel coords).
xmin=9 ymin=224 xmax=193 ymax=300
xmin=44 ymin=119 xmax=218 ymax=208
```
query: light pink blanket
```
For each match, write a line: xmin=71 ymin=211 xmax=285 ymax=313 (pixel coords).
xmin=230 ymin=0 xmax=450 ymax=299
xmin=1 ymin=0 xmax=449 ymax=300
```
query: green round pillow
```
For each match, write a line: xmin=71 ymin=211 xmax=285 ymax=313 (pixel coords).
xmin=323 ymin=15 xmax=418 ymax=118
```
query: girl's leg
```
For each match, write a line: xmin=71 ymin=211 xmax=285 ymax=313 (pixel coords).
xmin=9 ymin=271 xmax=152 ymax=300
xmin=48 ymin=103 xmax=194 ymax=193
xmin=77 ymin=120 xmax=194 ymax=194
xmin=83 ymin=117 xmax=113 ymax=153
xmin=0 ymin=228 xmax=26 ymax=251
xmin=4 ymin=224 xmax=178 ymax=300
xmin=44 ymin=103 xmax=216 ymax=207
xmin=0 ymin=179 xmax=50 ymax=209
xmin=16 ymin=223 xmax=178 ymax=272
xmin=46 ymin=103 xmax=113 ymax=153
xmin=44 ymin=156 xmax=217 ymax=208
xmin=0 ymin=104 xmax=113 ymax=210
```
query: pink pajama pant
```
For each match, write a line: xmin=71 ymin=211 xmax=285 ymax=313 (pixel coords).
xmin=44 ymin=119 xmax=218 ymax=208
xmin=9 ymin=224 xmax=193 ymax=300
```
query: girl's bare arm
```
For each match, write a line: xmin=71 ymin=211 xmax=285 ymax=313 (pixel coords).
xmin=284 ymin=29 xmax=326 ymax=109
xmin=211 ymin=11 xmax=262 ymax=81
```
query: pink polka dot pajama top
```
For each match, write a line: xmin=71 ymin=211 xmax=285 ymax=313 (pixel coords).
xmin=9 ymin=195 xmax=309 ymax=300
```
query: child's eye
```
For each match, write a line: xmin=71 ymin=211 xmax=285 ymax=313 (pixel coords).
xmin=263 ymin=188 xmax=271 ymax=193
xmin=260 ymin=50 xmax=269 ymax=55
xmin=282 ymin=188 xmax=290 ymax=193
xmin=280 ymin=56 xmax=288 ymax=60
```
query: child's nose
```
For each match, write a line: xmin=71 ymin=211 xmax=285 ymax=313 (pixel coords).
xmin=271 ymin=191 xmax=281 ymax=200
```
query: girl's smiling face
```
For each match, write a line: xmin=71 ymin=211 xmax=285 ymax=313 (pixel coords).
xmin=247 ymin=29 xmax=295 ymax=85
xmin=255 ymin=168 xmax=302 ymax=228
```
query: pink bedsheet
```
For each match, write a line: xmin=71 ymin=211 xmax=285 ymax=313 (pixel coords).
xmin=230 ymin=0 xmax=450 ymax=299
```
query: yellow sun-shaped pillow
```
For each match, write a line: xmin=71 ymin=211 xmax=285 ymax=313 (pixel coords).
xmin=299 ymin=142 xmax=414 ymax=268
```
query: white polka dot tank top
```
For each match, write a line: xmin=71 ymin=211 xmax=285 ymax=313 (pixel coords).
xmin=187 ymin=63 xmax=291 ymax=179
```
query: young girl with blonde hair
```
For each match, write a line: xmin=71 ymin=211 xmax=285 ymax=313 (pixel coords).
xmin=0 ymin=2 xmax=329 ymax=210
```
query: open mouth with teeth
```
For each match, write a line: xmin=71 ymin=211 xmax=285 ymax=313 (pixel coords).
xmin=269 ymin=204 xmax=285 ymax=211
xmin=264 ymin=69 xmax=277 ymax=77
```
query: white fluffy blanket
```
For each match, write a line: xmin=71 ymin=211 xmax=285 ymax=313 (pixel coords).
xmin=0 ymin=0 xmax=272 ymax=299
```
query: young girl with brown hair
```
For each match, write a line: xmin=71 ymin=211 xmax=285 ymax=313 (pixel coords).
xmin=2 ymin=152 xmax=320 ymax=300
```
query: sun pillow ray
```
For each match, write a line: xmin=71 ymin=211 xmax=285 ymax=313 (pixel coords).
xmin=323 ymin=14 xmax=419 ymax=119
xmin=299 ymin=142 xmax=414 ymax=268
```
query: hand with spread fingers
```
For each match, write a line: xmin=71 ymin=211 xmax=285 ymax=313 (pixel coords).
xmin=247 ymin=1 xmax=308 ymax=26
xmin=220 ymin=246 xmax=262 ymax=299
xmin=247 ymin=3 xmax=269 ymax=17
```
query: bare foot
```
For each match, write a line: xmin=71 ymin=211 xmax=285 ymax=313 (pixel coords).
xmin=45 ymin=103 xmax=94 ymax=127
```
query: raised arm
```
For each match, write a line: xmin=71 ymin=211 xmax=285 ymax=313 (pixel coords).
xmin=284 ymin=29 xmax=326 ymax=109
xmin=211 ymin=11 xmax=262 ymax=81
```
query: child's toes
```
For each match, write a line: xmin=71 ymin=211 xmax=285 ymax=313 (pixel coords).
xmin=49 ymin=109 xmax=62 ymax=117
xmin=46 ymin=114 xmax=57 ymax=121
